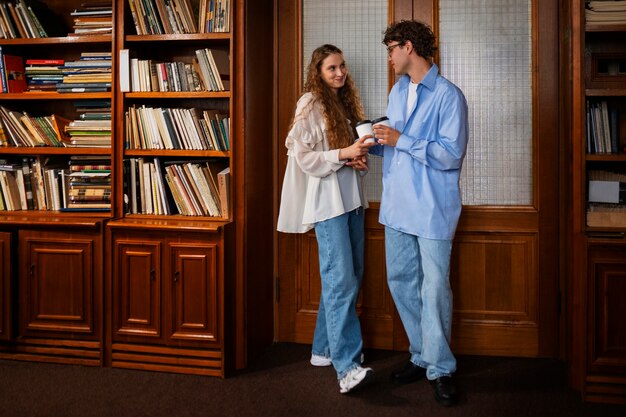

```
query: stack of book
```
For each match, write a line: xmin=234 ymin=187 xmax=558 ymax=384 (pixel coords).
xmin=194 ymin=48 xmax=229 ymax=91
xmin=128 ymin=0 xmax=197 ymax=35
xmin=0 ymin=49 xmax=26 ymax=93
xmin=125 ymin=105 xmax=229 ymax=151
xmin=24 ymin=58 xmax=64 ymax=91
xmin=0 ymin=0 xmax=50 ymax=39
xmin=75 ymin=99 xmax=111 ymax=121
xmin=69 ymin=2 xmax=113 ymax=36
xmin=57 ymin=51 xmax=112 ymax=93
xmin=65 ymin=156 xmax=111 ymax=210
xmin=198 ymin=0 xmax=230 ymax=33
xmin=0 ymin=105 xmax=69 ymax=147
xmin=587 ymin=169 xmax=626 ymax=227
xmin=586 ymin=1 xmax=626 ymax=27
xmin=128 ymin=57 xmax=204 ymax=92
xmin=64 ymin=118 xmax=111 ymax=148
xmin=0 ymin=156 xmax=64 ymax=211
xmin=586 ymin=99 xmax=620 ymax=154
xmin=163 ymin=160 xmax=224 ymax=216
xmin=0 ymin=158 xmax=27 ymax=210
xmin=63 ymin=100 xmax=111 ymax=148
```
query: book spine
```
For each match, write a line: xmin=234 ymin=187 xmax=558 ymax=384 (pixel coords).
xmin=0 ymin=46 xmax=6 ymax=93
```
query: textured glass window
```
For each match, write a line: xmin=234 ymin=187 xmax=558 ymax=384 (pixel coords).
xmin=302 ymin=0 xmax=387 ymax=201
xmin=440 ymin=0 xmax=533 ymax=205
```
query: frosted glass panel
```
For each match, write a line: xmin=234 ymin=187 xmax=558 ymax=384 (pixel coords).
xmin=440 ymin=0 xmax=533 ymax=205
xmin=303 ymin=0 xmax=387 ymax=201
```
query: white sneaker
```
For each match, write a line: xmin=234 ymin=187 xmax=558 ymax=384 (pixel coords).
xmin=310 ymin=354 xmax=332 ymax=367
xmin=339 ymin=366 xmax=374 ymax=394
xmin=310 ymin=353 xmax=365 ymax=367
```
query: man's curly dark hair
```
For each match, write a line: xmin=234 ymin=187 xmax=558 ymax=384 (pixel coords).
xmin=383 ymin=20 xmax=437 ymax=61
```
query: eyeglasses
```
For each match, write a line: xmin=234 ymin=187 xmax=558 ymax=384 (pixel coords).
xmin=386 ymin=43 xmax=403 ymax=56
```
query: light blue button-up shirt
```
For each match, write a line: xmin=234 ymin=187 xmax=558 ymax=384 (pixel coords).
xmin=371 ymin=64 xmax=468 ymax=240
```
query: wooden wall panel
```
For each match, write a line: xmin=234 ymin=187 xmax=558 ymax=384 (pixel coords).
xmin=292 ymin=219 xmax=395 ymax=349
xmin=588 ymin=245 xmax=626 ymax=373
xmin=450 ymin=233 xmax=539 ymax=357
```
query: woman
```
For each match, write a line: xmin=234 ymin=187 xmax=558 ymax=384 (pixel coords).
xmin=277 ymin=44 xmax=375 ymax=394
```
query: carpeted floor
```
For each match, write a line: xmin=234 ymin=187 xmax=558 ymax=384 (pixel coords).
xmin=1 ymin=342 xmax=625 ymax=417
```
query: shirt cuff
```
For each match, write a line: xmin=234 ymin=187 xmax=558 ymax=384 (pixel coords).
xmin=324 ymin=149 xmax=344 ymax=166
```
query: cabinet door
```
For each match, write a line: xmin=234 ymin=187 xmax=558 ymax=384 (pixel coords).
xmin=588 ymin=244 xmax=626 ymax=375
xmin=0 ymin=232 xmax=11 ymax=340
xmin=19 ymin=231 xmax=96 ymax=337
xmin=168 ymin=243 xmax=219 ymax=345
xmin=112 ymin=240 xmax=162 ymax=342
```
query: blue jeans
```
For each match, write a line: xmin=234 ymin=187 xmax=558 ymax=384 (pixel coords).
xmin=385 ymin=226 xmax=456 ymax=380
xmin=312 ymin=208 xmax=365 ymax=379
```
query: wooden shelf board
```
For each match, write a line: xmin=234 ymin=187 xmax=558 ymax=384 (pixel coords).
xmin=0 ymin=35 xmax=112 ymax=45
xmin=586 ymin=24 xmax=626 ymax=33
xmin=124 ymin=149 xmax=229 ymax=157
xmin=107 ymin=216 xmax=231 ymax=232
xmin=585 ymin=89 xmax=626 ymax=97
xmin=0 ymin=147 xmax=111 ymax=155
xmin=124 ymin=91 xmax=230 ymax=99
xmin=0 ymin=92 xmax=112 ymax=100
xmin=0 ymin=213 xmax=108 ymax=227
xmin=125 ymin=33 xmax=230 ymax=42
xmin=586 ymin=154 xmax=626 ymax=162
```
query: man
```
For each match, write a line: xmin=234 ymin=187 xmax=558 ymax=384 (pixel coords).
xmin=371 ymin=20 xmax=469 ymax=406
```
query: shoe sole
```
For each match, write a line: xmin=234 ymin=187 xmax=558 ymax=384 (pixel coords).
xmin=311 ymin=353 xmax=365 ymax=368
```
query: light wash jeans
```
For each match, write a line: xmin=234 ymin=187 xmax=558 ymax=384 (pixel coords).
xmin=385 ymin=226 xmax=456 ymax=380
xmin=312 ymin=207 xmax=365 ymax=379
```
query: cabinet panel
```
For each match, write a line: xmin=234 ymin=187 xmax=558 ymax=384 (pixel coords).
xmin=113 ymin=240 xmax=161 ymax=341
xmin=169 ymin=243 xmax=219 ymax=343
xmin=0 ymin=232 xmax=11 ymax=340
xmin=19 ymin=231 xmax=95 ymax=337
xmin=588 ymin=244 xmax=626 ymax=374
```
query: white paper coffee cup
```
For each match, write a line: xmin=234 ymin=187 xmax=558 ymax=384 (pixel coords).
xmin=372 ymin=116 xmax=390 ymax=141
xmin=372 ymin=116 xmax=390 ymax=128
xmin=355 ymin=119 xmax=375 ymax=143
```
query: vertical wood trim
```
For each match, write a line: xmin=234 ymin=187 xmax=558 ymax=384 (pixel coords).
xmin=234 ymin=0 xmax=246 ymax=370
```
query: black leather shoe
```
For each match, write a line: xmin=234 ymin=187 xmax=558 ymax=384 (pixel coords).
xmin=390 ymin=361 xmax=426 ymax=384
xmin=430 ymin=376 xmax=458 ymax=406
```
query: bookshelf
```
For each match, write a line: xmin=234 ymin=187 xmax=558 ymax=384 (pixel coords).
xmin=0 ymin=0 xmax=274 ymax=377
xmin=570 ymin=0 xmax=626 ymax=404
xmin=0 ymin=0 xmax=113 ymax=366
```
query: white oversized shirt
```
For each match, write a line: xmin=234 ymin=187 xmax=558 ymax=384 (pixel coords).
xmin=277 ymin=93 xmax=367 ymax=233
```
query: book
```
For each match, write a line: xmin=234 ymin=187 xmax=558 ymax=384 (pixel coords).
xmin=4 ymin=54 xmax=27 ymax=93
xmin=119 ymin=49 xmax=130 ymax=92
xmin=217 ymin=166 xmax=230 ymax=218
xmin=0 ymin=46 xmax=6 ymax=92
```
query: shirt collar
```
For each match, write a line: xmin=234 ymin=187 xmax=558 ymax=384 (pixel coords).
xmin=401 ymin=63 xmax=439 ymax=91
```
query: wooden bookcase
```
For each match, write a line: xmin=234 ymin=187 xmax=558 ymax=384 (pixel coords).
xmin=0 ymin=0 xmax=274 ymax=376
xmin=569 ymin=0 xmax=626 ymax=404
xmin=0 ymin=0 xmax=111 ymax=365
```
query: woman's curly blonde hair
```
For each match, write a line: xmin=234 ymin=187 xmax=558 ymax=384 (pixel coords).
xmin=302 ymin=44 xmax=365 ymax=150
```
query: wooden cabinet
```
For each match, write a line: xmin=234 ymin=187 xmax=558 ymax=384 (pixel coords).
xmin=569 ymin=0 xmax=626 ymax=404
xmin=19 ymin=229 xmax=100 ymax=338
xmin=0 ymin=0 xmax=111 ymax=365
xmin=587 ymin=243 xmax=626 ymax=379
xmin=0 ymin=0 xmax=274 ymax=374
xmin=0 ymin=218 xmax=103 ymax=366
xmin=107 ymin=223 xmax=226 ymax=376
xmin=0 ymin=231 xmax=11 ymax=341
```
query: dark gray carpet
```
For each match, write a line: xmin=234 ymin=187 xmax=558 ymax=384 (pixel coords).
xmin=1 ymin=342 xmax=624 ymax=417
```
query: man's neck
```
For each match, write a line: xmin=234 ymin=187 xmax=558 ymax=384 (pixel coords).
xmin=408 ymin=57 xmax=432 ymax=85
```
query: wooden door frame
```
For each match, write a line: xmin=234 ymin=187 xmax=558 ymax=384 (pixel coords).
xmin=273 ymin=0 xmax=561 ymax=358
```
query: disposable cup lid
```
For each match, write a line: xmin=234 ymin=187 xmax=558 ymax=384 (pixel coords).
xmin=372 ymin=116 xmax=389 ymax=124
xmin=355 ymin=119 xmax=372 ymax=126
